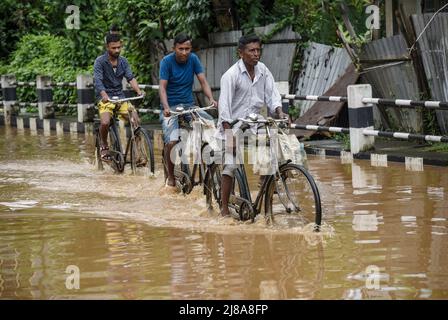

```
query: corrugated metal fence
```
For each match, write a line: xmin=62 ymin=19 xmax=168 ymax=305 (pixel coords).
xmin=412 ymin=12 xmax=448 ymax=134
xmin=360 ymin=34 xmax=423 ymax=133
xmin=294 ymin=42 xmax=352 ymax=116
xmin=193 ymin=25 xmax=300 ymax=104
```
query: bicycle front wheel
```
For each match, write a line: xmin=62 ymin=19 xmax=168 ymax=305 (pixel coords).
xmin=265 ymin=163 xmax=322 ymax=228
xmin=108 ymin=124 xmax=125 ymax=173
xmin=205 ymin=163 xmax=222 ymax=210
xmin=95 ymin=124 xmax=124 ymax=173
xmin=94 ymin=127 xmax=104 ymax=171
xmin=130 ymin=127 xmax=155 ymax=176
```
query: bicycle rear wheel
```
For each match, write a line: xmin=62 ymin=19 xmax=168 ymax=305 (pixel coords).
xmin=130 ymin=127 xmax=155 ymax=176
xmin=265 ymin=163 xmax=321 ymax=228
xmin=204 ymin=164 xmax=252 ymax=220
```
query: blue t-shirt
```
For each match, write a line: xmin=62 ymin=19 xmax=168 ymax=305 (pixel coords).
xmin=159 ymin=52 xmax=204 ymax=107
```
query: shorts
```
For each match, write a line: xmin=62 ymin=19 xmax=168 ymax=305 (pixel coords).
xmin=98 ymin=101 xmax=134 ymax=122
xmin=160 ymin=104 xmax=213 ymax=144
xmin=221 ymin=143 xmax=240 ymax=178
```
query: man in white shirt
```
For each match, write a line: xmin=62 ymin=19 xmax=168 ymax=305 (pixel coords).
xmin=217 ymin=34 xmax=287 ymax=217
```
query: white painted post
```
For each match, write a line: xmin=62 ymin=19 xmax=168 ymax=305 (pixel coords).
xmin=1 ymin=74 xmax=17 ymax=126
xmin=275 ymin=81 xmax=290 ymax=115
xmin=348 ymin=84 xmax=375 ymax=154
xmin=76 ymin=74 xmax=95 ymax=122
xmin=43 ymin=119 xmax=51 ymax=136
xmin=36 ymin=75 xmax=54 ymax=119
xmin=56 ymin=120 xmax=64 ymax=135
xmin=29 ymin=117 xmax=38 ymax=134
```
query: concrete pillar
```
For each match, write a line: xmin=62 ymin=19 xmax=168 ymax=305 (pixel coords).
xmin=29 ymin=117 xmax=38 ymax=133
xmin=348 ymin=84 xmax=375 ymax=154
xmin=36 ymin=75 xmax=54 ymax=119
xmin=43 ymin=119 xmax=51 ymax=136
xmin=275 ymin=81 xmax=290 ymax=115
xmin=70 ymin=122 xmax=78 ymax=135
xmin=76 ymin=74 xmax=95 ymax=122
xmin=1 ymin=74 xmax=17 ymax=126
xmin=56 ymin=120 xmax=64 ymax=135
xmin=16 ymin=117 xmax=24 ymax=130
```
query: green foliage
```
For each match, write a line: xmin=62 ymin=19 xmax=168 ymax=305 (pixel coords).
xmin=422 ymin=108 xmax=441 ymax=136
xmin=160 ymin=0 xmax=213 ymax=39
xmin=0 ymin=0 xmax=65 ymax=59
xmin=4 ymin=34 xmax=90 ymax=107
xmin=422 ymin=143 xmax=448 ymax=153
xmin=334 ymin=132 xmax=351 ymax=151
xmin=235 ymin=0 xmax=266 ymax=33
xmin=63 ymin=0 xmax=110 ymax=69
xmin=0 ymin=0 xmax=382 ymax=117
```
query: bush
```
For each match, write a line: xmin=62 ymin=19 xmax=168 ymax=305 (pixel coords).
xmin=3 ymin=34 xmax=91 ymax=110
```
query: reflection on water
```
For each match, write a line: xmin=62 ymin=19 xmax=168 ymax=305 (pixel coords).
xmin=0 ymin=126 xmax=447 ymax=299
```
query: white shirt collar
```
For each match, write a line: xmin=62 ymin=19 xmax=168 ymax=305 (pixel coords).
xmin=237 ymin=59 xmax=264 ymax=82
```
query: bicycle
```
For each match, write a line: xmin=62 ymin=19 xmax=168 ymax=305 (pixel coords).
xmin=161 ymin=105 xmax=216 ymax=194
xmin=94 ymin=95 xmax=155 ymax=175
xmin=204 ymin=113 xmax=322 ymax=230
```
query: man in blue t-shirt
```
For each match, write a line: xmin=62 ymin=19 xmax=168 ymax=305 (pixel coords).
xmin=159 ymin=33 xmax=217 ymax=188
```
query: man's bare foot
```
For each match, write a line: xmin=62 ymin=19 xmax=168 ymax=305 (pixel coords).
xmin=220 ymin=209 xmax=231 ymax=217
xmin=166 ymin=177 xmax=176 ymax=187
xmin=159 ymin=183 xmax=178 ymax=195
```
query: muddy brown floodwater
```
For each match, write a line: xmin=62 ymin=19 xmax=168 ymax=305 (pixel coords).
xmin=0 ymin=126 xmax=447 ymax=299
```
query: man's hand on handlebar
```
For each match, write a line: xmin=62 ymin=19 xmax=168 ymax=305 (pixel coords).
xmin=101 ymin=92 xmax=110 ymax=103
xmin=163 ymin=107 xmax=171 ymax=117
xmin=275 ymin=107 xmax=290 ymax=125
xmin=209 ymin=99 xmax=218 ymax=109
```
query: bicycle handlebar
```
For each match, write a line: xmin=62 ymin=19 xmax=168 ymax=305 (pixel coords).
xmin=108 ymin=95 xmax=145 ymax=104
xmin=169 ymin=104 xmax=215 ymax=116
xmin=237 ymin=117 xmax=289 ymax=124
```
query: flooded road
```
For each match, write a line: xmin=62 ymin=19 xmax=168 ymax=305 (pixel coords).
xmin=0 ymin=126 xmax=447 ymax=299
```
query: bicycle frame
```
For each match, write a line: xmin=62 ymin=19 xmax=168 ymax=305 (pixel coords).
xmin=227 ymin=116 xmax=290 ymax=219
xmin=109 ymin=100 xmax=140 ymax=163
xmin=96 ymin=95 xmax=149 ymax=171
xmin=162 ymin=105 xmax=216 ymax=192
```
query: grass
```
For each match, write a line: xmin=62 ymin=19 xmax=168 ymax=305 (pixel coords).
xmin=333 ymin=133 xmax=350 ymax=151
xmin=422 ymin=143 xmax=448 ymax=153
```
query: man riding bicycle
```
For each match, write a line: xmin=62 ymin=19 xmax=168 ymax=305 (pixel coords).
xmin=217 ymin=34 xmax=287 ymax=217
xmin=159 ymin=33 xmax=218 ymax=189
xmin=93 ymin=32 xmax=144 ymax=162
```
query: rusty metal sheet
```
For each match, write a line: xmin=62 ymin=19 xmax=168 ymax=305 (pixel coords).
xmin=294 ymin=64 xmax=358 ymax=138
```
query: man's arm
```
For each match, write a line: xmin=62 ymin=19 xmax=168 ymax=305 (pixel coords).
xmin=196 ymin=73 xmax=218 ymax=108
xmin=218 ymin=73 xmax=234 ymax=130
xmin=264 ymin=68 xmax=286 ymax=119
xmin=159 ymin=79 xmax=170 ymax=117
xmin=123 ymin=59 xmax=143 ymax=96
xmin=93 ymin=59 xmax=109 ymax=102
xmin=129 ymin=78 xmax=143 ymax=96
